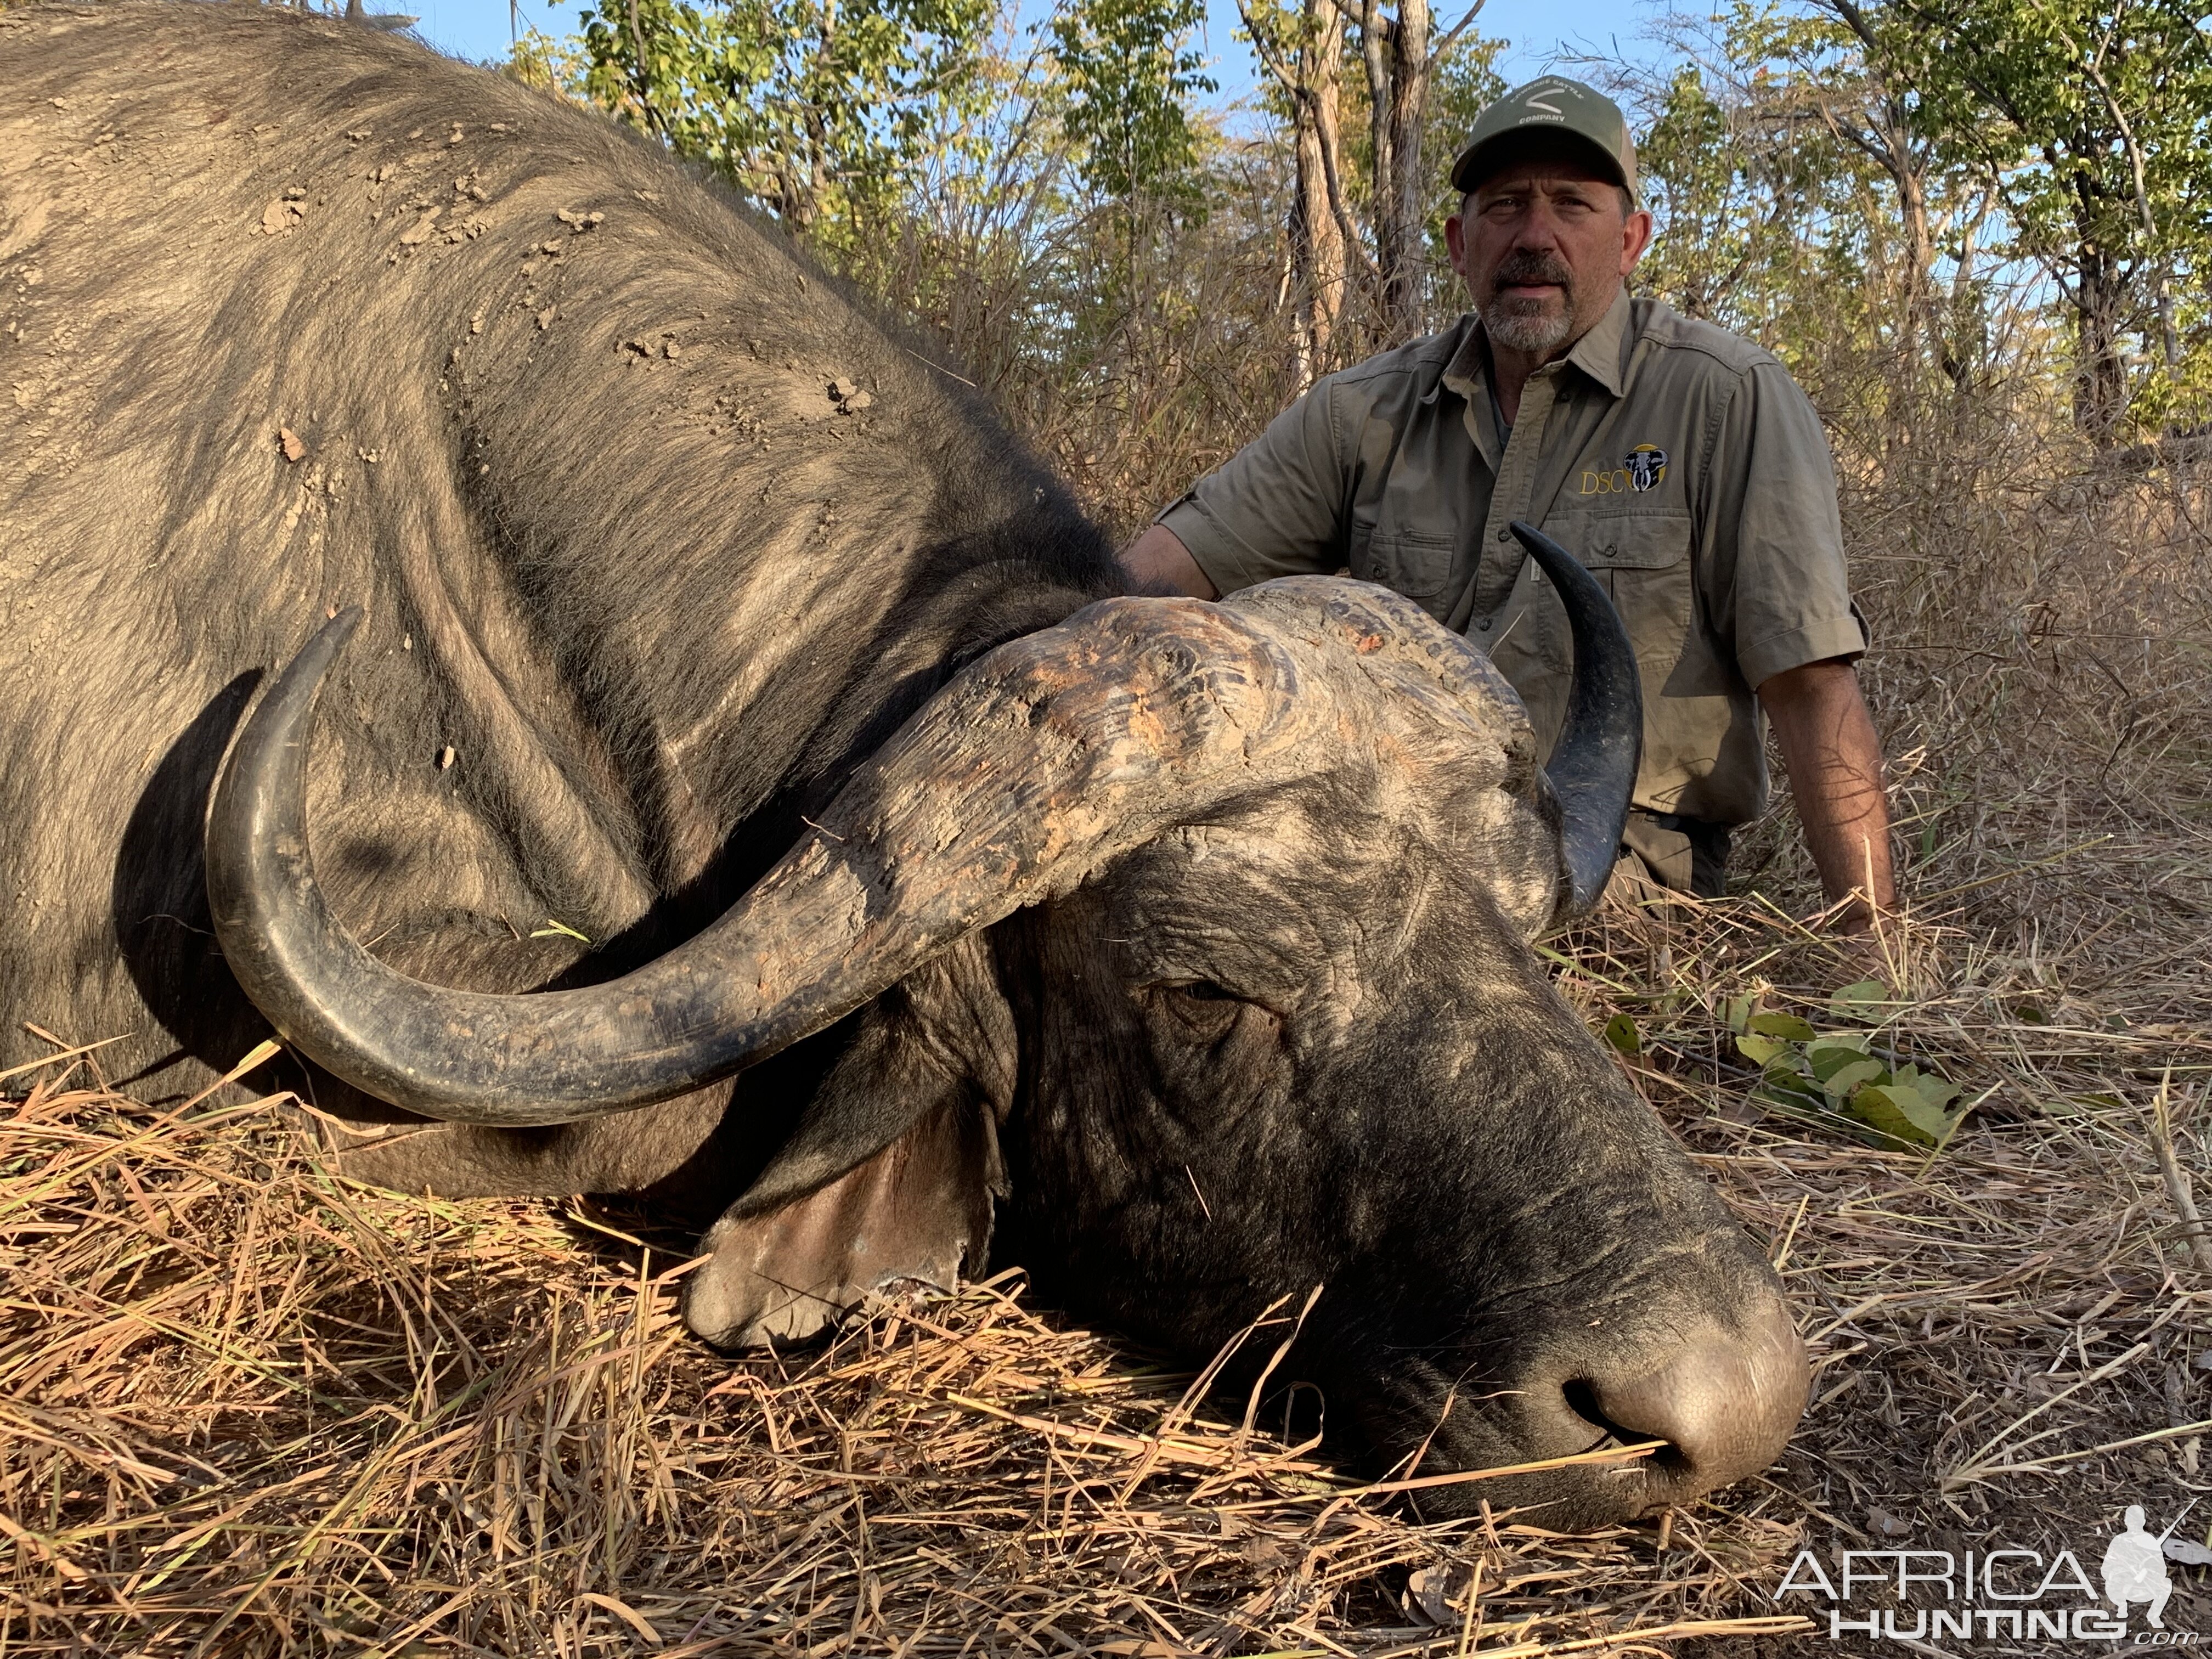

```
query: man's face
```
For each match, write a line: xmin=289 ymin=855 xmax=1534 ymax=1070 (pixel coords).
xmin=1446 ymin=148 xmax=1653 ymax=358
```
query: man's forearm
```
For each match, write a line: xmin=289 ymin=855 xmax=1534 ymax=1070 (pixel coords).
xmin=1119 ymin=525 xmax=1219 ymax=599
xmin=1759 ymin=659 xmax=1895 ymax=929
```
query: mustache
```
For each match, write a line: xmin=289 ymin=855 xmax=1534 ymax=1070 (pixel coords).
xmin=1487 ymin=253 xmax=1575 ymax=296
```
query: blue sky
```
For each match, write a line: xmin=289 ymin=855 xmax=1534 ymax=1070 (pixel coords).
xmin=409 ymin=0 xmax=1678 ymax=110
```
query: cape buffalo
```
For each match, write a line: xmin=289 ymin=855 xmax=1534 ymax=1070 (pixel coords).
xmin=0 ymin=2 xmax=1806 ymax=1528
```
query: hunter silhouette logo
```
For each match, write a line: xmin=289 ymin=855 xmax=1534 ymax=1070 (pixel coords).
xmin=2104 ymin=1502 xmax=2211 ymax=1629
xmin=2104 ymin=1505 xmax=2175 ymax=1627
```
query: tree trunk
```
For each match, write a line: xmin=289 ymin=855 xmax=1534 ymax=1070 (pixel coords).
xmin=1290 ymin=0 xmax=1347 ymax=383
xmin=1358 ymin=0 xmax=1396 ymax=337
xmin=2073 ymin=245 xmax=2128 ymax=447
xmin=1379 ymin=0 xmax=1432 ymax=338
xmin=1351 ymin=0 xmax=1440 ymax=342
xmin=1887 ymin=120 xmax=1932 ymax=371
xmin=1941 ymin=187 xmax=1993 ymax=414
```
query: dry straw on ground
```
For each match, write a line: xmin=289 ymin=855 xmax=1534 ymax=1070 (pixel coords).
xmin=2 ymin=455 xmax=2208 ymax=1656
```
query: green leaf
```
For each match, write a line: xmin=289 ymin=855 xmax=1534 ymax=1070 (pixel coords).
xmin=1904 ymin=1079 xmax=1968 ymax=1129
xmin=1827 ymin=979 xmax=1889 ymax=1023
xmin=1887 ymin=1063 xmax=1961 ymax=1110
xmin=1736 ymin=1034 xmax=1790 ymax=1066
xmin=1803 ymin=1033 xmax=1872 ymax=1080
xmin=1602 ymin=1013 xmax=1642 ymax=1057
xmin=1818 ymin=1058 xmax=1886 ymax=1100
xmin=1847 ymin=1076 xmax=1968 ymax=1149
xmin=1748 ymin=1011 xmax=1817 ymax=1041
xmin=1722 ymin=994 xmax=1758 ymax=1035
xmin=1844 ymin=1084 xmax=1942 ymax=1147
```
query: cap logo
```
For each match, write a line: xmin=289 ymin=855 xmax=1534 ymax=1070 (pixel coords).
xmin=1451 ymin=75 xmax=1637 ymax=200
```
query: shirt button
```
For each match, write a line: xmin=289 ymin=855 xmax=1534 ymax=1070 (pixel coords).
xmin=1476 ymin=618 xmax=1492 ymax=630
xmin=1496 ymin=528 xmax=1510 ymax=541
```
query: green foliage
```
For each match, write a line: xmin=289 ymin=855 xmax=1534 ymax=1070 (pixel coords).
xmin=515 ymin=0 xmax=2212 ymax=507
xmin=1418 ymin=35 xmax=1508 ymax=262
xmin=1827 ymin=978 xmax=1891 ymax=1022
xmin=1049 ymin=0 xmax=1216 ymax=205
xmin=574 ymin=0 xmax=994 ymax=234
xmin=1731 ymin=990 xmax=1971 ymax=1150
xmin=504 ymin=25 xmax=592 ymax=98
xmin=1632 ymin=7 xmax=1976 ymax=395
xmin=1635 ymin=54 xmax=1865 ymax=335
xmin=1814 ymin=0 xmax=2212 ymax=438
xmin=1620 ymin=0 xmax=2212 ymax=444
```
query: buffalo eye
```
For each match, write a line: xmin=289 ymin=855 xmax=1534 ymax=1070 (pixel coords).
xmin=1173 ymin=980 xmax=1236 ymax=1001
xmin=1140 ymin=980 xmax=1285 ymax=1118
xmin=1153 ymin=979 xmax=1261 ymax=1042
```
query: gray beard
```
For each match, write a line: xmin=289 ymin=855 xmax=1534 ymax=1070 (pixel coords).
xmin=1482 ymin=299 xmax=1575 ymax=356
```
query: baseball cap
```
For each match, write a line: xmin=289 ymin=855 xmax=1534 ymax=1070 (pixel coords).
xmin=1449 ymin=77 xmax=1639 ymax=205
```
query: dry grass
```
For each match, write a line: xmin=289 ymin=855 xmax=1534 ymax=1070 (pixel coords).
xmin=0 ymin=1066 xmax=1822 ymax=1657
xmin=3 ymin=454 xmax=2210 ymax=1655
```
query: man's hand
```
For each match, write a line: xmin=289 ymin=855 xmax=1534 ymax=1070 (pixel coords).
xmin=1758 ymin=659 xmax=1895 ymax=934
xmin=1119 ymin=526 xmax=1219 ymax=599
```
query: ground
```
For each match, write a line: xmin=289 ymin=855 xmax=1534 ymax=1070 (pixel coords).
xmin=2 ymin=465 xmax=2208 ymax=1656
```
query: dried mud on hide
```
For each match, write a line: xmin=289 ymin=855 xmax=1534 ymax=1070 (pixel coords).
xmin=3 ymin=879 xmax=2208 ymax=1657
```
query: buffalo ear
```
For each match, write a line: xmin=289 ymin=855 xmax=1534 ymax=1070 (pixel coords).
xmin=680 ymin=941 xmax=1013 ymax=1350
xmin=681 ymin=1091 xmax=1001 ymax=1349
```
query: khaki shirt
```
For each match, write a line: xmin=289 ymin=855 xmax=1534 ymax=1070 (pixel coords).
xmin=1158 ymin=291 xmax=1865 ymax=827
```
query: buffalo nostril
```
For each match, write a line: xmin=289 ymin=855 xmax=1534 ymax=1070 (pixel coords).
xmin=1579 ymin=1306 xmax=1810 ymax=1498
xmin=1559 ymin=1378 xmax=1680 ymax=1465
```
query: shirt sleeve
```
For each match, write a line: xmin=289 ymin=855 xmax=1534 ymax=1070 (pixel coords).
xmin=1700 ymin=360 xmax=1868 ymax=691
xmin=1155 ymin=380 xmax=1352 ymax=595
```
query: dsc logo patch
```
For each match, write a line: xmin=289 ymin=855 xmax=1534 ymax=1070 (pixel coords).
xmin=1580 ymin=443 xmax=1669 ymax=495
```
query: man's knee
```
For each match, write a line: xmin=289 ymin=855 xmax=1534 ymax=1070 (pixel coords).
xmin=1614 ymin=810 xmax=1731 ymax=904
xmin=1601 ymin=848 xmax=1674 ymax=912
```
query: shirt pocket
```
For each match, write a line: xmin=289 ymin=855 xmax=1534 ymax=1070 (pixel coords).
xmin=1571 ymin=512 xmax=1695 ymax=673
xmin=1359 ymin=529 xmax=1457 ymax=600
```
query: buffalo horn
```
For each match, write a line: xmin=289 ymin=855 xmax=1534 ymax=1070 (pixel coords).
xmin=1508 ymin=521 xmax=1643 ymax=918
xmin=206 ymin=599 xmax=1325 ymax=1125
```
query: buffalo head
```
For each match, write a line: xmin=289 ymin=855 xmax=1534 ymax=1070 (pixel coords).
xmin=205 ymin=526 xmax=1805 ymax=1529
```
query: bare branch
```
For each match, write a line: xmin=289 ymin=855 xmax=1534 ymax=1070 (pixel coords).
xmin=1434 ymin=0 xmax=1486 ymax=60
xmin=1314 ymin=107 xmax=1377 ymax=282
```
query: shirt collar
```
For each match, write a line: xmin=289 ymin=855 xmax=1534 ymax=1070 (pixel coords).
xmin=1439 ymin=285 xmax=1633 ymax=403
xmin=1566 ymin=287 xmax=1633 ymax=396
